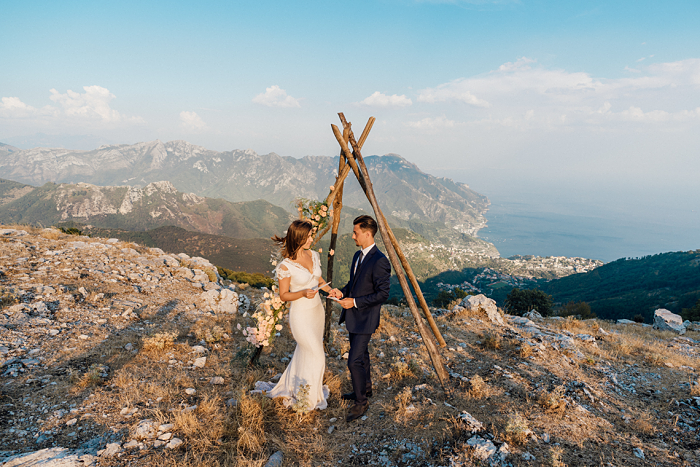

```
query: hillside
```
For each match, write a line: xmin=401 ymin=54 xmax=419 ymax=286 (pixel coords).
xmin=1 ymin=226 xmax=698 ymax=466
xmin=0 ymin=140 xmax=490 ymax=238
xmin=0 ymin=178 xmax=293 ymax=239
xmin=537 ymin=250 xmax=700 ymax=322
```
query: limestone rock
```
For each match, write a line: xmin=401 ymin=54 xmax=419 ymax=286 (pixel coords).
xmin=458 ymin=411 xmax=484 ymax=433
xmin=653 ymin=309 xmax=686 ymax=334
xmin=617 ymin=319 xmax=638 ymax=325
xmin=460 ymin=294 xmax=504 ymax=326
xmin=99 ymin=443 xmax=122 ymax=457
xmin=166 ymin=437 xmax=183 ymax=449
xmin=523 ymin=310 xmax=543 ymax=320
xmin=466 ymin=436 xmax=497 ymax=461
xmin=199 ymin=288 xmax=238 ymax=314
xmin=133 ymin=419 xmax=158 ymax=440
xmin=193 ymin=357 xmax=207 ymax=368
xmin=2 ymin=447 xmax=95 ymax=466
xmin=264 ymin=450 xmax=284 ymax=467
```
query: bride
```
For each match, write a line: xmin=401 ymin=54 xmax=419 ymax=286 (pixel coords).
xmin=252 ymin=219 xmax=331 ymax=410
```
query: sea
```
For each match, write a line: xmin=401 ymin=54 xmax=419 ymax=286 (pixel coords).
xmin=477 ymin=198 xmax=700 ymax=263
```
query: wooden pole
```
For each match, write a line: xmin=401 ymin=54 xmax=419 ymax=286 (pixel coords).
xmin=322 ymin=119 xmax=374 ymax=344
xmin=331 ymin=122 xmax=449 ymax=390
xmin=338 ymin=114 xmax=446 ymax=348
xmin=323 ymin=154 xmax=346 ymax=344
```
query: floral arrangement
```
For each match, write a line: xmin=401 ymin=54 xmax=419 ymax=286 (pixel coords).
xmin=295 ymin=198 xmax=331 ymax=233
xmin=237 ymin=284 xmax=289 ymax=348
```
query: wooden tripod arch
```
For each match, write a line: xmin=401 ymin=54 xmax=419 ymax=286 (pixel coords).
xmin=311 ymin=113 xmax=449 ymax=389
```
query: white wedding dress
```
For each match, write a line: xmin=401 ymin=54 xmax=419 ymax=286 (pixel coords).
xmin=252 ymin=250 xmax=329 ymax=410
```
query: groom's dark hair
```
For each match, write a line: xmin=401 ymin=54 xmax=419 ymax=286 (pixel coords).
xmin=353 ymin=215 xmax=378 ymax=237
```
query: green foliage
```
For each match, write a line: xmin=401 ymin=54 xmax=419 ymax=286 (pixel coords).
xmin=432 ymin=287 xmax=469 ymax=308
xmin=633 ymin=314 xmax=646 ymax=323
xmin=538 ymin=250 xmax=700 ymax=321
xmin=218 ymin=267 xmax=274 ymax=289
xmin=57 ymin=226 xmax=83 ymax=236
xmin=558 ymin=301 xmax=596 ymax=319
xmin=681 ymin=299 xmax=700 ymax=322
xmin=505 ymin=288 xmax=553 ymax=316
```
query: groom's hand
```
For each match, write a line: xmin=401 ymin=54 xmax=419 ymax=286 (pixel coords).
xmin=329 ymin=288 xmax=343 ymax=299
xmin=338 ymin=298 xmax=355 ymax=309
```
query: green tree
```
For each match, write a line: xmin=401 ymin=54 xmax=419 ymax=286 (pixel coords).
xmin=681 ymin=299 xmax=700 ymax=322
xmin=558 ymin=301 xmax=596 ymax=319
xmin=504 ymin=288 xmax=553 ymax=316
xmin=432 ymin=288 xmax=469 ymax=308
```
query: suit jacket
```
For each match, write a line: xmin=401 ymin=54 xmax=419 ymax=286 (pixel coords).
xmin=339 ymin=245 xmax=391 ymax=334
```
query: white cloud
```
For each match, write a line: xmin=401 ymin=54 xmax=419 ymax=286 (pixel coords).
xmin=406 ymin=116 xmax=456 ymax=129
xmin=252 ymin=85 xmax=301 ymax=108
xmin=0 ymin=96 xmax=33 ymax=111
xmin=48 ymin=85 xmax=142 ymax=123
xmin=179 ymin=111 xmax=207 ymax=132
xmin=416 ymin=57 xmax=700 ymax=129
xmin=359 ymin=91 xmax=412 ymax=108
xmin=0 ymin=86 xmax=145 ymax=127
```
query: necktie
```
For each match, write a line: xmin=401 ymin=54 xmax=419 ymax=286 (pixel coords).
xmin=355 ymin=251 xmax=364 ymax=274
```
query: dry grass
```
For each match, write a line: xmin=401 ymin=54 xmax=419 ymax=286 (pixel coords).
xmin=549 ymin=446 xmax=567 ymax=467
xmin=467 ymin=374 xmax=491 ymax=399
xmin=141 ymin=331 xmax=178 ymax=353
xmin=479 ymin=331 xmax=502 ymax=350
xmin=519 ymin=343 xmax=533 ymax=358
xmin=537 ymin=385 xmax=567 ymax=414
xmin=393 ymin=386 xmax=413 ymax=422
xmin=691 ymin=377 xmax=700 ymax=397
xmin=504 ymin=411 xmax=530 ymax=445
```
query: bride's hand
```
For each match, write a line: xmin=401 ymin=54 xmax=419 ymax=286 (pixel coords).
xmin=303 ymin=288 xmax=318 ymax=299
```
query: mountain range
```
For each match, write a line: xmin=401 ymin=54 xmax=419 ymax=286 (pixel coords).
xmin=0 ymin=140 xmax=489 ymax=240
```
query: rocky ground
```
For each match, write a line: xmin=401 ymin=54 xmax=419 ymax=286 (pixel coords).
xmin=1 ymin=225 xmax=699 ymax=466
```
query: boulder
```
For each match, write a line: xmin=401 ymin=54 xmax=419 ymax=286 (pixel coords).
xmin=200 ymin=288 xmax=239 ymax=314
xmin=653 ymin=309 xmax=686 ymax=334
xmin=460 ymin=294 xmax=504 ymax=326
xmin=616 ymin=319 xmax=638 ymax=325
xmin=3 ymin=447 xmax=95 ymax=466
xmin=466 ymin=436 xmax=497 ymax=461
xmin=523 ymin=310 xmax=543 ymax=320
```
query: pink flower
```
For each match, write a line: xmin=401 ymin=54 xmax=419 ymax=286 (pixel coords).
xmin=329 ymin=249 xmax=334 ymax=256
xmin=275 ymin=324 xmax=283 ymax=331
xmin=318 ymin=248 xmax=322 ymax=253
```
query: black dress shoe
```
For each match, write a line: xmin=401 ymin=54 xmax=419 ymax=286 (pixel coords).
xmin=341 ymin=390 xmax=373 ymax=401
xmin=346 ymin=400 xmax=369 ymax=422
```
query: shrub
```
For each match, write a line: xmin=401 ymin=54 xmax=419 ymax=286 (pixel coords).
xmin=142 ymin=332 xmax=177 ymax=353
xmin=480 ymin=331 xmax=502 ymax=350
xmin=467 ymin=375 xmax=490 ymax=399
xmin=538 ymin=385 xmax=567 ymax=413
xmin=217 ymin=267 xmax=274 ymax=288
xmin=505 ymin=288 xmax=553 ymax=316
xmin=432 ymin=288 xmax=469 ymax=307
xmin=58 ymin=226 xmax=83 ymax=236
xmin=505 ymin=412 xmax=530 ymax=444
xmin=558 ymin=301 xmax=596 ymax=319
xmin=633 ymin=314 xmax=646 ymax=323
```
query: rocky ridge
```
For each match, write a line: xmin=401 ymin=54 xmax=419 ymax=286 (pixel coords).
xmin=2 ymin=226 xmax=698 ymax=466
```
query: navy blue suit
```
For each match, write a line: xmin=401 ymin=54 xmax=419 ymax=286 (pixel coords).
xmin=339 ymin=245 xmax=391 ymax=404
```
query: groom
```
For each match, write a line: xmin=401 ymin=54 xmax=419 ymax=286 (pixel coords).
xmin=329 ymin=215 xmax=391 ymax=422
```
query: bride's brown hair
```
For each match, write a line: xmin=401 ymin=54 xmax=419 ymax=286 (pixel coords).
xmin=272 ymin=220 xmax=313 ymax=259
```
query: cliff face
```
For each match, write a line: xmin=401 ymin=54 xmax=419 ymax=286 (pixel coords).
xmin=0 ymin=179 xmax=293 ymax=239
xmin=0 ymin=141 xmax=489 ymax=237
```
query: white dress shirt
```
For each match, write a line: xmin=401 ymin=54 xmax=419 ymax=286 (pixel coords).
xmin=352 ymin=243 xmax=375 ymax=307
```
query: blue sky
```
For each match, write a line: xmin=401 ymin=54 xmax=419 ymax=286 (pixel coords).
xmin=2 ymin=0 xmax=700 ymax=252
